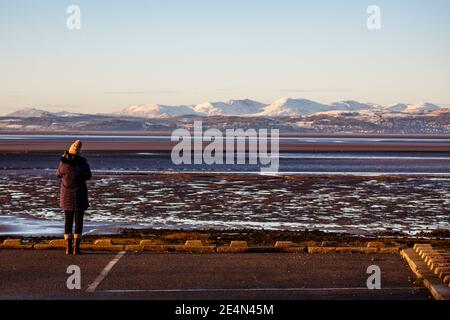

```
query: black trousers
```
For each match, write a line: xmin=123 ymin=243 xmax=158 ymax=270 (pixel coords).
xmin=64 ymin=211 xmax=85 ymax=235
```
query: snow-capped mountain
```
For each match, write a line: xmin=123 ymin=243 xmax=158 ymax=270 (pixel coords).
xmin=193 ymin=99 xmax=267 ymax=116
xmin=403 ymin=102 xmax=442 ymax=114
xmin=7 ymin=108 xmax=55 ymax=118
xmin=6 ymin=108 xmax=83 ymax=118
xmin=119 ymin=99 xmax=267 ymax=117
xmin=53 ymin=111 xmax=84 ymax=117
xmin=2 ymin=99 xmax=448 ymax=134
xmin=258 ymin=98 xmax=331 ymax=117
xmin=330 ymin=100 xmax=379 ymax=111
xmin=120 ymin=104 xmax=197 ymax=118
xmin=255 ymin=99 xmax=443 ymax=117
xmin=6 ymin=99 xmax=445 ymax=120
xmin=384 ymin=103 xmax=409 ymax=113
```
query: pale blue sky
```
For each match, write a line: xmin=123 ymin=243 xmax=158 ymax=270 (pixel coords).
xmin=1 ymin=0 xmax=449 ymax=115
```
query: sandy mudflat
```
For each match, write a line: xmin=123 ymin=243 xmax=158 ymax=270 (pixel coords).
xmin=1 ymin=173 xmax=449 ymax=236
xmin=1 ymin=140 xmax=450 ymax=152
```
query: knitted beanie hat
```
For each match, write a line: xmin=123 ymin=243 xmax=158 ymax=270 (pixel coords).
xmin=69 ymin=140 xmax=82 ymax=155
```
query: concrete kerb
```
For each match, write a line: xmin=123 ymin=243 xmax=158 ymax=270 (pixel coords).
xmin=0 ymin=239 xmax=435 ymax=256
xmin=83 ymin=239 xmax=125 ymax=251
xmin=435 ymin=269 xmax=450 ymax=281
xmin=274 ymin=241 xmax=308 ymax=253
xmin=423 ymin=255 xmax=448 ymax=263
xmin=215 ymin=241 xmax=306 ymax=253
xmin=428 ymin=259 xmax=450 ymax=269
xmin=434 ymin=266 xmax=450 ymax=276
xmin=419 ymin=249 xmax=448 ymax=259
xmin=423 ymin=278 xmax=450 ymax=301
xmin=34 ymin=238 xmax=125 ymax=251
xmin=424 ymin=254 xmax=450 ymax=264
xmin=430 ymin=262 xmax=450 ymax=273
xmin=185 ymin=240 xmax=203 ymax=247
xmin=308 ymin=247 xmax=400 ymax=254
xmin=401 ymin=247 xmax=450 ymax=300
xmin=124 ymin=240 xmax=216 ymax=253
xmin=414 ymin=243 xmax=433 ymax=251
xmin=172 ymin=240 xmax=215 ymax=253
xmin=124 ymin=240 xmax=159 ymax=252
xmin=0 ymin=239 xmax=33 ymax=250
xmin=275 ymin=241 xmax=294 ymax=248
xmin=217 ymin=241 xmax=249 ymax=253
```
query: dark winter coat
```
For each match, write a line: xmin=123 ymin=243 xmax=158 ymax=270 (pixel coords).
xmin=56 ymin=151 xmax=92 ymax=212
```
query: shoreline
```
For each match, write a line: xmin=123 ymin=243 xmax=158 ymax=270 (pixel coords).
xmin=1 ymin=228 xmax=450 ymax=245
xmin=1 ymin=141 xmax=450 ymax=153
xmin=1 ymin=130 xmax=450 ymax=138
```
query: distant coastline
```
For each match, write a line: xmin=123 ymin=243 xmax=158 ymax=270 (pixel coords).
xmin=1 ymin=130 xmax=450 ymax=138
xmin=1 ymin=133 xmax=450 ymax=153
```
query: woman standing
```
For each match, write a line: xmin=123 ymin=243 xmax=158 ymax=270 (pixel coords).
xmin=56 ymin=140 xmax=92 ymax=255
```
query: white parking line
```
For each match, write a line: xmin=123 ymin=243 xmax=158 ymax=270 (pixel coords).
xmin=98 ymin=287 xmax=425 ymax=294
xmin=86 ymin=251 xmax=126 ymax=293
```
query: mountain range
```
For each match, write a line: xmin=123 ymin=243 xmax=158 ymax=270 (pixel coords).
xmin=2 ymin=98 xmax=449 ymax=134
xmin=6 ymin=98 xmax=445 ymax=119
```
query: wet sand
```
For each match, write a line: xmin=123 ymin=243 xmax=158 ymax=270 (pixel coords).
xmin=2 ymin=151 xmax=450 ymax=175
xmin=1 ymin=140 xmax=450 ymax=152
xmin=1 ymin=132 xmax=450 ymax=153
xmin=1 ymin=173 xmax=448 ymax=236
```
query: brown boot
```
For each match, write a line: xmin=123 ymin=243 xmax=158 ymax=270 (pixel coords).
xmin=64 ymin=234 xmax=73 ymax=255
xmin=73 ymin=234 xmax=82 ymax=255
